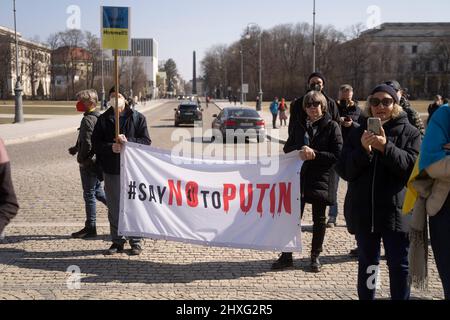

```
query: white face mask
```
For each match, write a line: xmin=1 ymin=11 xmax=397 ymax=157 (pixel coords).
xmin=109 ymin=97 xmax=126 ymax=109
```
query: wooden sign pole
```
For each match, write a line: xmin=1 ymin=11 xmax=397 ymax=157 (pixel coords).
xmin=114 ymin=49 xmax=120 ymax=140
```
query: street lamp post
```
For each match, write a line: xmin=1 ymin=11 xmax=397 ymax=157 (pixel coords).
xmin=13 ymin=0 xmax=24 ymax=123
xmin=245 ymin=23 xmax=263 ymax=111
xmin=240 ymin=43 xmax=244 ymax=105
xmin=312 ymin=0 xmax=317 ymax=73
xmin=100 ymin=47 xmax=105 ymax=110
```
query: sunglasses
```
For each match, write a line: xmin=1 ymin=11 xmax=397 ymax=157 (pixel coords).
xmin=369 ymin=97 xmax=394 ymax=107
xmin=305 ymin=101 xmax=321 ymax=109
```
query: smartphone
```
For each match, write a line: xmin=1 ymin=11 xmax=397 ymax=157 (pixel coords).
xmin=367 ymin=117 xmax=382 ymax=136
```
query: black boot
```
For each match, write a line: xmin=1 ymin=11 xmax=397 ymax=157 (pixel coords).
xmin=271 ymin=252 xmax=293 ymax=270
xmin=71 ymin=226 xmax=97 ymax=239
xmin=310 ymin=254 xmax=321 ymax=273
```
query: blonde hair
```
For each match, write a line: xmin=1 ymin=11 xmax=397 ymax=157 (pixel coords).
xmin=364 ymin=95 xmax=402 ymax=119
xmin=76 ymin=89 xmax=98 ymax=106
xmin=303 ymin=91 xmax=328 ymax=113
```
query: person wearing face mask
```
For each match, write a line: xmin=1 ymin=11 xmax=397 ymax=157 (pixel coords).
xmin=92 ymin=86 xmax=152 ymax=256
xmin=336 ymin=84 xmax=421 ymax=300
xmin=288 ymin=72 xmax=340 ymax=137
xmin=69 ymin=90 xmax=107 ymax=239
xmin=272 ymin=91 xmax=343 ymax=272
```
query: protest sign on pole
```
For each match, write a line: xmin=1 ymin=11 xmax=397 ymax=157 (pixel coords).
xmin=101 ymin=6 xmax=130 ymax=139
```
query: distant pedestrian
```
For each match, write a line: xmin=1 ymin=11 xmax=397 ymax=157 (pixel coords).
xmin=0 ymin=138 xmax=19 ymax=239
xmin=278 ymin=98 xmax=288 ymax=127
xmin=70 ymin=89 xmax=107 ymax=239
xmin=270 ymin=97 xmax=279 ymax=129
xmin=384 ymin=80 xmax=425 ymax=136
xmin=336 ymin=84 xmax=421 ymax=300
xmin=92 ymin=86 xmax=152 ymax=256
xmin=233 ymin=95 xmax=238 ymax=106
xmin=427 ymin=95 xmax=443 ymax=124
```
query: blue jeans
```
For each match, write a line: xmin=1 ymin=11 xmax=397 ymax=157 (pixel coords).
xmin=356 ymin=231 xmax=410 ymax=300
xmin=429 ymin=193 xmax=450 ymax=300
xmin=328 ymin=170 xmax=340 ymax=218
xmin=104 ymin=173 xmax=141 ymax=247
xmin=80 ymin=167 xmax=107 ymax=228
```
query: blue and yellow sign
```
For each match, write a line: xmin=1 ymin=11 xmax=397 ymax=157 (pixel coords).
xmin=101 ymin=6 xmax=130 ymax=50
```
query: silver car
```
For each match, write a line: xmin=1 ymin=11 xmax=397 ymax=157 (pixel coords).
xmin=212 ymin=107 xmax=266 ymax=143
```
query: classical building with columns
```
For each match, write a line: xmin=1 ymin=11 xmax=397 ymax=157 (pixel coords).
xmin=336 ymin=23 xmax=450 ymax=99
xmin=0 ymin=25 xmax=51 ymax=99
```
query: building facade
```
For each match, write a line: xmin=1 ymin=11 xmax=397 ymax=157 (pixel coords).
xmin=116 ymin=38 xmax=159 ymax=98
xmin=0 ymin=26 xmax=51 ymax=99
xmin=340 ymin=23 xmax=450 ymax=99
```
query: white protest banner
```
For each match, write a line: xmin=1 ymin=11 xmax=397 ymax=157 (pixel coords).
xmin=119 ymin=143 xmax=302 ymax=252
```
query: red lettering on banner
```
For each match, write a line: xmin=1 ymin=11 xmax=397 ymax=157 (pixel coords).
xmin=256 ymin=184 xmax=270 ymax=216
xmin=223 ymin=184 xmax=237 ymax=213
xmin=270 ymin=184 xmax=276 ymax=217
xmin=278 ymin=183 xmax=292 ymax=214
xmin=186 ymin=181 xmax=199 ymax=208
xmin=240 ymin=184 xmax=253 ymax=214
xmin=168 ymin=180 xmax=183 ymax=206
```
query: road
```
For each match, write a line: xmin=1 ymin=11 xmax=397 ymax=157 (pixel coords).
xmin=0 ymin=101 xmax=444 ymax=300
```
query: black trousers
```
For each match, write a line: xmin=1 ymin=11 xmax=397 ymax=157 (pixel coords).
xmin=282 ymin=200 xmax=327 ymax=257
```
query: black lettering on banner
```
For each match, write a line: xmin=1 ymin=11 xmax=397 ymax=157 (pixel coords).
xmin=201 ymin=191 xmax=209 ymax=208
xmin=148 ymin=185 xmax=157 ymax=203
xmin=138 ymin=183 xmax=147 ymax=201
xmin=212 ymin=191 xmax=221 ymax=209
xmin=157 ymin=186 xmax=166 ymax=204
xmin=128 ymin=181 xmax=137 ymax=200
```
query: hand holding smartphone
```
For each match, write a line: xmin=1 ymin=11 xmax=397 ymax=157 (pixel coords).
xmin=367 ymin=117 xmax=382 ymax=136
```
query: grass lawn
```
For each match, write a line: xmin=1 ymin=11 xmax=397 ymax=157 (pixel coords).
xmin=0 ymin=106 xmax=79 ymax=115
xmin=0 ymin=118 xmax=43 ymax=125
xmin=0 ymin=100 xmax=77 ymax=107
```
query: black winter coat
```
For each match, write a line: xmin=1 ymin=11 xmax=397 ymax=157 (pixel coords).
xmin=288 ymin=91 xmax=340 ymax=136
xmin=92 ymin=107 xmax=151 ymax=175
xmin=284 ymin=113 xmax=343 ymax=206
xmin=336 ymin=112 xmax=421 ymax=234
xmin=76 ymin=111 xmax=100 ymax=171
xmin=336 ymin=100 xmax=362 ymax=142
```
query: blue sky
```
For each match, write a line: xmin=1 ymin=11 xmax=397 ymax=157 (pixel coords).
xmin=1 ymin=0 xmax=449 ymax=79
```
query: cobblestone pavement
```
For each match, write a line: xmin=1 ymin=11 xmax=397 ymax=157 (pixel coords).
xmin=0 ymin=101 xmax=445 ymax=300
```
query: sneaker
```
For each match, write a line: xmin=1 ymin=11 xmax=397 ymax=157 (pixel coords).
xmin=271 ymin=253 xmax=293 ymax=270
xmin=349 ymin=247 xmax=359 ymax=258
xmin=71 ymin=227 xmax=97 ymax=239
xmin=310 ymin=255 xmax=322 ymax=273
xmin=130 ymin=244 xmax=143 ymax=256
xmin=106 ymin=243 xmax=124 ymax=255
xmin=326 ymin=217 xmax=337 ymax=228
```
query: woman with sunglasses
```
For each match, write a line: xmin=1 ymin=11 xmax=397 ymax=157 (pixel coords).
xmin=336 ymin=84 xmax=421 ymax=300
xmin=271 ymin=91 xmax=343 ymax=272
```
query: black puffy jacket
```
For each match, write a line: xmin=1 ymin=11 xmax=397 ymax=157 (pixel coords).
xmin=284 ymin=113 xmax=343 ymax=206
xmin=336 ymin=112 xmax=421 ymax=234
xmin=92 ymin=107 xmax=151 ymax=175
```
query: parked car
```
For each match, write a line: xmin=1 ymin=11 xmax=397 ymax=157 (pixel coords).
xmin=212 ymin=107 xmax=266 ymax=143
xmin=174 ymin=101 xmax=203 ymax=127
